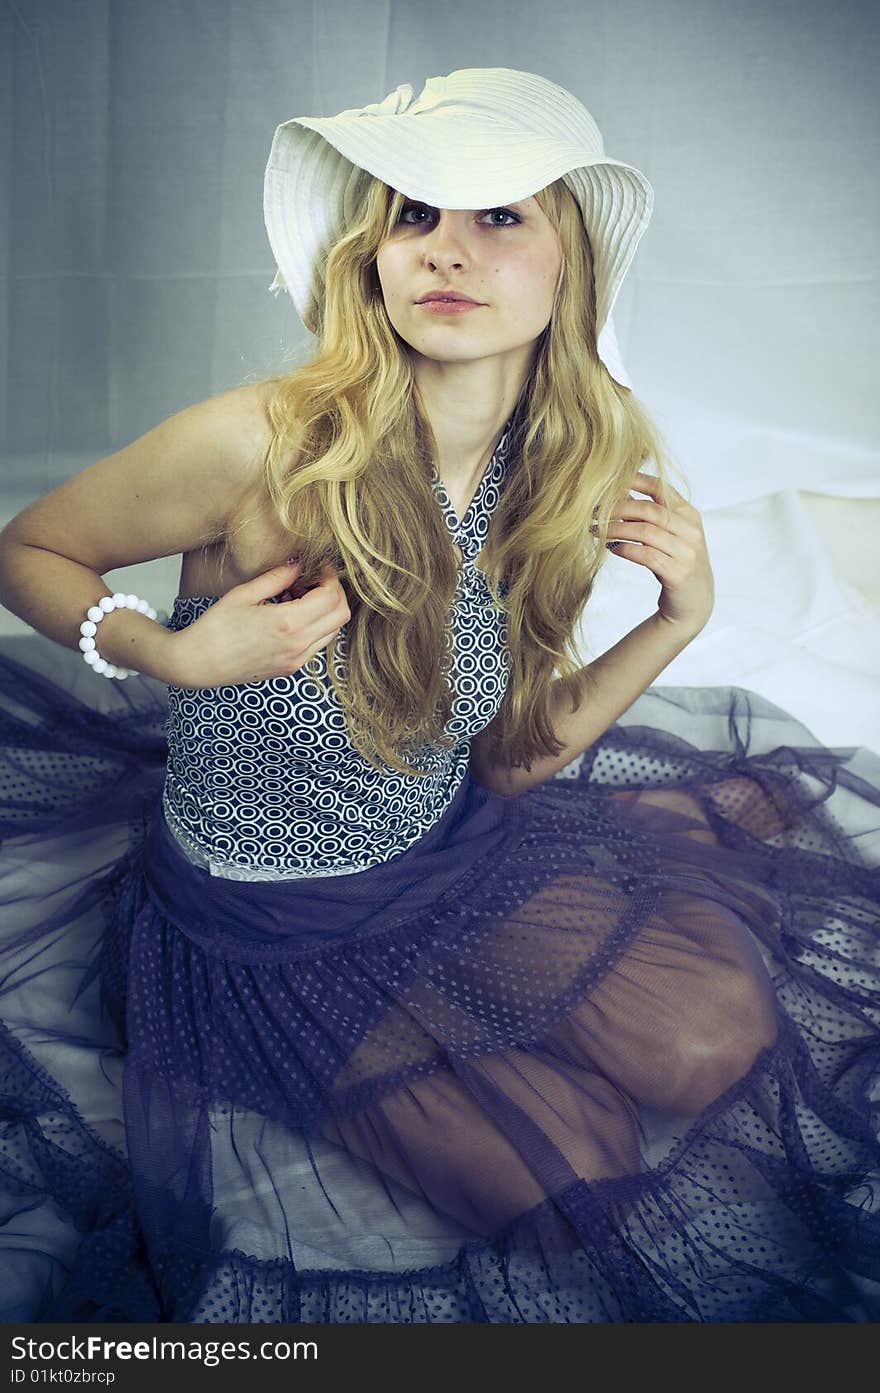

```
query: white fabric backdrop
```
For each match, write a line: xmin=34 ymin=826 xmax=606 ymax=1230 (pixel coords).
xmin=1 ymin=0 xmax=877 ymax=748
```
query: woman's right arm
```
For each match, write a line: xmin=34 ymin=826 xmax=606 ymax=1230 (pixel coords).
xmin=0 ymin=384 xmax=271 ymax=684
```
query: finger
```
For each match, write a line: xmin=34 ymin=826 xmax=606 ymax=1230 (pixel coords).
xmin=595 ymin=488 xmax=666 ymax=525
xmin=630 ymin=472 xmax=684 ymax=507
xmin=627 ymin=499 xmax=706 ymax=541
xmin=595 ymin=498 xmax=687 ymax=531
xmin=630 ymin=470 xmax=666 ymax=494
xmin=605 ymin=540 xmax=680 ymax=577
xmin=604 ymin=522 xmax=681 ymax=557
xmin=592 ymin=515 xmax=683 ymax=552
xmin=275 ymin=584 xmax=345 ymax=637
xmin=248 ymin=561 xmax=303 ymax=602
xmin=293 ymin=629 xmax=343 ymax=676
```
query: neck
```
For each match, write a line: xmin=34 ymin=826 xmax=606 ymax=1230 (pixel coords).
xmin=412 ymin=354 xmax=527 ymax=485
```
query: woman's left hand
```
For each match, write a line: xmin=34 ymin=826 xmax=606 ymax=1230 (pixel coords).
xmin=591 ymin=472 xmax=715 ymax=636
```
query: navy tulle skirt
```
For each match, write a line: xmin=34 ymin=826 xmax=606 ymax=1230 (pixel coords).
xmin=1 ymin=631 xmax=878 ymax=1323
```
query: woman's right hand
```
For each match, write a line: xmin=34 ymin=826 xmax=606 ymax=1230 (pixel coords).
xmin=167 ymin=560 xmax=351 ymax=689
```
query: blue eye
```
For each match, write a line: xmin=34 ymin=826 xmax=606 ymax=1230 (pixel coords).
xmin=483 ymin=208 xmax=520 ymax=227
xmin=398 ymin=203 xmax=520 ymax=227
xmin=398 ymin=204 xmax=429 ymax=225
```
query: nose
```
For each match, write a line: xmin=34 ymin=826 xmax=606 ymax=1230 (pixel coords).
xmin=423 ymin=210 xmax=469 ymax=270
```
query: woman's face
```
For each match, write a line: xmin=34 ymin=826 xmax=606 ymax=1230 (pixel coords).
xmin=375 ymin=193 xmax=563 ymax=365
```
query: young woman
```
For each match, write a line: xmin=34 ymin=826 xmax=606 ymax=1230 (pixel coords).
xmin=0 ymin=68 xmax=877 ymax=1324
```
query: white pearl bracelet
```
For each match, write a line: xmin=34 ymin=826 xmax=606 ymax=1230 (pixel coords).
xmin=78 ymin=592 xmax=167 ymax=679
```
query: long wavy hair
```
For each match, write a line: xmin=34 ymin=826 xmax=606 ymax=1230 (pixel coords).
xmin=215 ymin=175 xmax=685 ymax=778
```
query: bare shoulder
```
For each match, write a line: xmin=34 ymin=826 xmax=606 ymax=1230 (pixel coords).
xmin=230 ymin=377 xmax=278 ymax=438
xmin=222 ymin=377 xmax=300 ymax=495
xmin=209 ymin=379 xmax=278 ymax=488
xmin=178 ymin=380 xmax=295 ymax=596
xmin=214 ymin=378 xmax=291 ymax=524
xmin=0 ymin=379 xmax=286 ymax=577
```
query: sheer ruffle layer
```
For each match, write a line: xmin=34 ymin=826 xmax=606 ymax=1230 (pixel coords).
xmin=1 ymin=634 xmax=878 ymax=1323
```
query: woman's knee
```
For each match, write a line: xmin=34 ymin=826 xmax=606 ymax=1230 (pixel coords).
xmin=320 ymin=1054 xmax=643 ymax=1236
xmin=657 ymin=964 xmax=779 ymax=1115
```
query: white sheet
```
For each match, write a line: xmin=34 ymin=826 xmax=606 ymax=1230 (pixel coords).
xmin=581 ymin=489 xmax=879 ymax=753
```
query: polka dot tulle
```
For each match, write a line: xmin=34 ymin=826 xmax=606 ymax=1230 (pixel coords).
xmin=0 ymin=634 xmax=878 ymax=1324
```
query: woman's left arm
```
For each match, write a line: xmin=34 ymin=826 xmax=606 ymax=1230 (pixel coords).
xmin=469 ymin=474 xmax=715 ymax=797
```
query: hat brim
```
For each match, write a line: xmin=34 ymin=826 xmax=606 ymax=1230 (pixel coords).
xmin=270 ymin=113 xmax=649 ymax=218
xmin=264 ymin=114 xmax=652 ymax=385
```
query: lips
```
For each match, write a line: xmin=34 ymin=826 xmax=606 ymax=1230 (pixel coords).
xmin=417 ymin=292 xmax=481 ymax=304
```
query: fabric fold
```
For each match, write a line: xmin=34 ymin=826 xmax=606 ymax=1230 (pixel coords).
xmin=1 ymin=632 xmax=879 ymax=1323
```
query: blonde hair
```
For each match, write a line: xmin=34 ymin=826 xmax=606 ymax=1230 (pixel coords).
xmin=218 ymin=175 xmax=686 ymax=778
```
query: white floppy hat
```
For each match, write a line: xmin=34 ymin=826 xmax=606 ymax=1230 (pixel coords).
xmin=263 ymin=66 xmax=654 ymax=390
